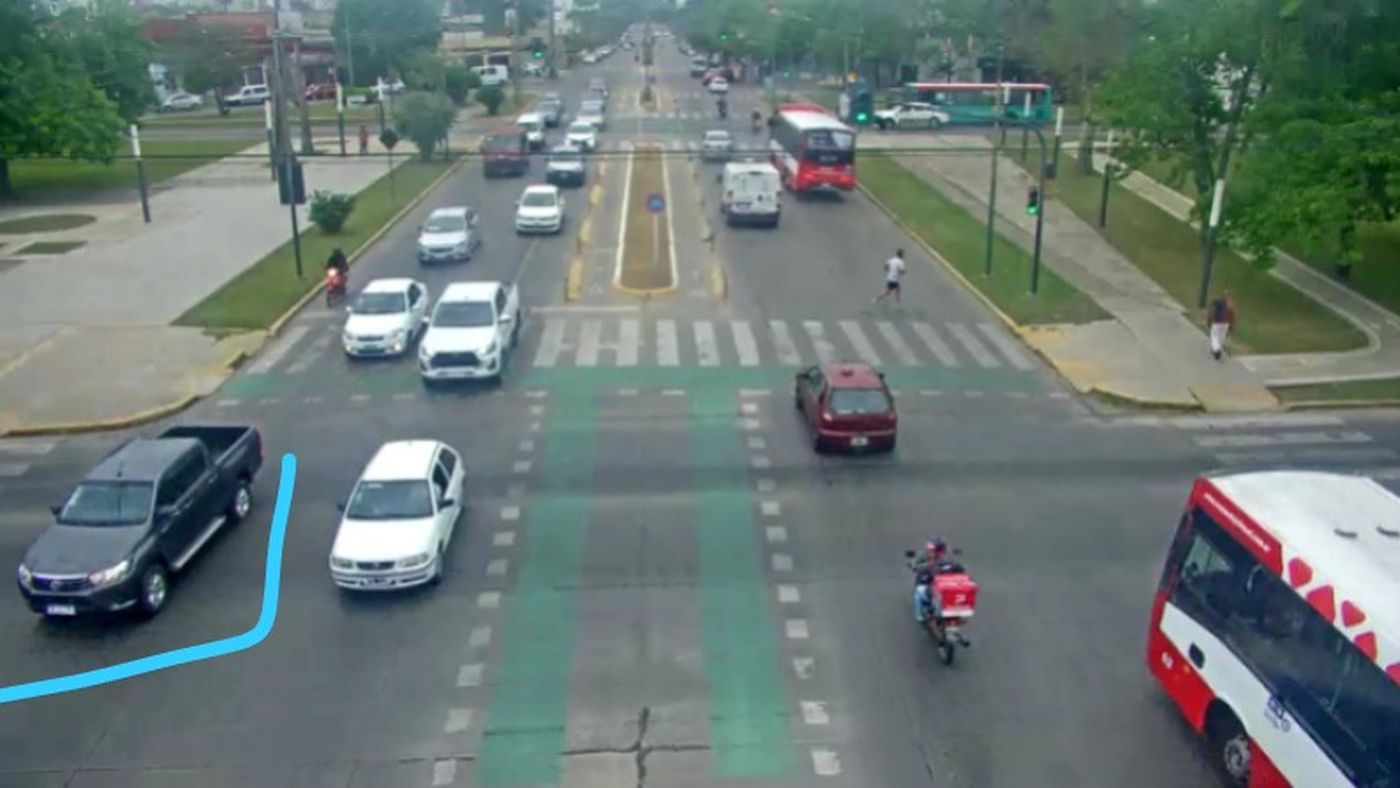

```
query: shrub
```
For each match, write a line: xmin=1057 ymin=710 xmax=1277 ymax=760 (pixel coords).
xmin=309 ymin=190 xmax=356 ymax=233
xmin=476 ymin=85 xmax=505 ymax=116
xmin=444 ymin=65 xmax=479 ymax=106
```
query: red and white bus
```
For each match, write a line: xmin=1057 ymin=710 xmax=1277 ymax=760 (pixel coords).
xmin=768 ymin=103 xmax=856 ymax=193
xmin=1149 ymin=471 xmax=1399 ymax=787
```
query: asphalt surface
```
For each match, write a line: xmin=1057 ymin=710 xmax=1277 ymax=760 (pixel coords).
xmin=4 ymin=31 xmax=1400 ymax=788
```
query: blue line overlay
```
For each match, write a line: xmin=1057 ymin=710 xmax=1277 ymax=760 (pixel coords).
xmin=0 ymin=453 xmax=298 ymax=706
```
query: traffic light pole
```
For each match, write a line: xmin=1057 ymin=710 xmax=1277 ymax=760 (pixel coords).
xmin=1026 ymin=123 xmax=1048 ymax=295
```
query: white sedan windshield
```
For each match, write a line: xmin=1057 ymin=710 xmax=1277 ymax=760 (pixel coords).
xmin=522 ymin=192 xmax=557 ymax=208
xmin=346 ymin=480 xmax=433 ymax=519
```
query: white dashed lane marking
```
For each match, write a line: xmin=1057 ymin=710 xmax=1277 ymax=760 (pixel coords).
xmin=456 ymin=664 xmax=484 ymax=687
xmin=493 ymin=531 xmax=516 ymax=547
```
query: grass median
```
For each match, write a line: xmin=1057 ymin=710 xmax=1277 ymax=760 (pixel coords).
xmin=143 ymin=103 xmax=380 ymax=127
xmin=1010 ymin=147 xmax=1365 ymax=354
xmin=858 ymin=154 xmax=1107 ymax=326
xmin=8 ymin=139 xmax=252 ymax=198
xmin=618 ymin=145 xmax=674 ymax=292
xmin=1272 ymin=377 xmax=1400 ymax=404
xmin=175 ymin=159 xmax=452 ymax=331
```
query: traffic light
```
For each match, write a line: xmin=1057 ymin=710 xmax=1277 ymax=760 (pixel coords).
xmin=851 ymin=89 xmax=873 ymax=125
xmin=530 ymin=37 xmax=545 ymax=59
xmin=1027 ymin=187 xmax=1041 ymax=216
xmin=719 ymin=29 xmax=730 ymax=42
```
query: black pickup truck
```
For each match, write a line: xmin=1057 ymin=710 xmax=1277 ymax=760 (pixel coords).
xmin=17 ymin=425 xmax=263 ymax=618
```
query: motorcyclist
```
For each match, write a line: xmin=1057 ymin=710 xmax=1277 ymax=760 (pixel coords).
xmin=717 ymin=97 xmax=728 ymax=119
xmin=909 ymin=539 xmax=959 ymax=623
xmin=325 ymin=247 xmax=349 ymax=279
xmin=751 ymin=109 xmax=762 ymax=133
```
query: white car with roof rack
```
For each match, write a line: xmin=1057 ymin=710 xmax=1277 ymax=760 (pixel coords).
xmin=329 ymin=440 xmax=464 ymax=591
xmin=418 ymin=281 xmax=521 ymax=383
xmin=342 ymin=278 xmax=430 ymax=357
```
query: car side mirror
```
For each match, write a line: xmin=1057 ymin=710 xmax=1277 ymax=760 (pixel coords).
xmin=336 ymin=501 xmax=346 ymax=512
xmin=421 ymin=314 xmax=431 ymax=324
xmin=441 ymin=498 xmax=456 ymax=508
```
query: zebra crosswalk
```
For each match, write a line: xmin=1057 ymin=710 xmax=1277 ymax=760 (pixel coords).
xmin=1163 ymin=413 xmax=1400 ymax=475
xmin=528 ymin=316 xmax=1037 ymax=370
xmin=0 ymin=437 xmax=62 ymax=479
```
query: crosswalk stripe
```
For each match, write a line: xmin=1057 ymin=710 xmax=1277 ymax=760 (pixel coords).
xmin=769 ymin=320 xmax=802 ymax=366
xmin=977 ymin=322 xmax=1035 ymax=370
xmin=947 ymin=323 xmax=999 ymax=368
xmin=656 ymin=320 xmax=679 ymax=366
xmin=248 ymin=324 xmax=310 ymax=374
xmin=803 ymin=321 xmax=837 ymax=363
xmin=1215 ymin=448 xmax=1400 ymax=466
xmin=839 ymin=321 xmax=882 ymax=366
xmin=284 ymin=328 xmax=333 ymax=374
xmin=618 ymin=319 xmax=640 ymax=366
xmin=0 ymin=438 xmax=60 ymax=456
xmin=1171 ymin=414 xmax=1345 ymax=430
xmin=0 ymin=463 xmax=31 ymax=477
xmin=534 ymin=318 xmax=567 ymax=367
xmin=694 ymin=320 xmax=720 ymax=366
xmin=731 ymin=320 xmax=760 ymax=366
xmin=875 ymin=321 xmax=919 ymax=366
xmin=578 ymin=319 xmax=602 ymax=366
xmin=910 ymin=322 xmax=960 ymax=367
xmin=1196 ymin=431 xmax=1373 ymax=449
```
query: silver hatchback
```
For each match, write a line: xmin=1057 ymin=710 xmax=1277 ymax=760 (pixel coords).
xmin=701 ymin=130 xmax=734 ymax=162
xmin=417 ymin=206 xmax=481 ymax=264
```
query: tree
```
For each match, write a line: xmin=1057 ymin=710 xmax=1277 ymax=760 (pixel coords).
xmin=334 ymin=0 xmax=441 ymax=87
xmin=0 ymin=0 xmax=125 ymax=199
xmin=401 ymin=50 xmax=445 ymax=93
xmin=162 ymin=25 xmax=257 ymax=114
xmin=393 ymin=91 xmax=456 ymax=161
xmin=443 ymin=65 xmax=478 ymax=106
xmin=476 ymin=85 xmax=505 ymax=116
xmin=53 ymin=0 xmax=155 ymax=123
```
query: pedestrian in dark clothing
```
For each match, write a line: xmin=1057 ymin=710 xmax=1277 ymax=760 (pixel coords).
xmin=358 ymin=125 xmax=369 ymax=155
xmin=1206 ymin=291 xmax=1235 ymax=360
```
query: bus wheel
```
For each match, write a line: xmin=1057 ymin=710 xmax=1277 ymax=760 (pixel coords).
xmin=1208 ymin=710 xmax=1250 ymax=786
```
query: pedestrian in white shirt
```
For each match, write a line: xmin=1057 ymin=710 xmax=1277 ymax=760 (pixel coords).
xmin=873 ymin=249 xmax=907 ymax=306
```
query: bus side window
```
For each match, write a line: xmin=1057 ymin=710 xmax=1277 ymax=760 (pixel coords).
xmin=1172 ymin=522 xmax=1236 ymax=624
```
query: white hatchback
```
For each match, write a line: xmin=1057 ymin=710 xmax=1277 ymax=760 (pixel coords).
xmin=329 ymin=441 xmax=465 ymax=591
xmin=515 ymin=184 xmax=566 ymax=234
xmin=342 ymin=278 xmax=429 ymax=357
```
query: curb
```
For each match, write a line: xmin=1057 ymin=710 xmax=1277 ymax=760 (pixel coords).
xmin=1282 ymin=397 xmax=1400 ymax=411
xmin=1087 ymin=385 xmax=1203 ymax=413
xmin=4 ymin=348 xmax=251 ymax=438
xmin=267 ymin=154 xmax=467 ymax=338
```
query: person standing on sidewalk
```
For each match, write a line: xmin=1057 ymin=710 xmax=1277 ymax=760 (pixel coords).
xmin=358 ymin=124 xmax=369 ymax=155
xmin=1206 ymin=290 xmax=1235 ymax=360
xmin=873 ymin=249 xmax=907 ymax=306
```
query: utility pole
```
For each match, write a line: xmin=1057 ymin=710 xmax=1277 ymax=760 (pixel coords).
xmin=984 ymin=52 xmax=1005 ymax=277
xmin=547 ymin=0 xmax=557 ymax=79
xmin=271 ymin=0 xmax=304 ymax=279
xmin=342 ymin=8 xmax=355 ymax=86
xmin=509 ymin=0 xmax=521 ymax=109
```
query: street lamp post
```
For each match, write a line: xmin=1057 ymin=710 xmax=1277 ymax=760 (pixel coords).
xmin=1020 ymin=92 xmax=1031 ymax=160
xmin=263 ymin=99 xmax=276 ymax=180
xmin=1050 ymin=105 xmax=1063 ymax=178
xmin=1197 ymin=178 xmax=1227 ymax=307
xmin=1097 ymin=129 xmax=1115 ymax=228
xmin=130 ymin=125 xmax=151 ymax=224
xmin=336 ymin=82 xmax=346 ymax=157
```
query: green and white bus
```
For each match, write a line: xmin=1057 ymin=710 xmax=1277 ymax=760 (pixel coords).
xmin=899 ymin=82 xmax=1054 ymax=125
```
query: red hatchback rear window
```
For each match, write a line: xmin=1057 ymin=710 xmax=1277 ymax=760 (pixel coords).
xmin=828 ymin=388 xmax=892 ymax=415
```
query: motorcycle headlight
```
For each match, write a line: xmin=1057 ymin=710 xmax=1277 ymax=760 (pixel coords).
xmin=397 ymin=553 xmax=431 ymax=569
xmin=330 ymin=556 xmax=354 ymax=570
xmin=87 ymin=559 xmax=131 ymax=587
xmin=17 ymin=563 xmax=32 ymax=584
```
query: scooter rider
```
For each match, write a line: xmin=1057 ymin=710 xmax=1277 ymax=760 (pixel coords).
xmin=326 ymin=247 xmax=349 ymax=279
xmin=909 ymin=539 xmax=958 ymax=623
xmin=717 ymin=96 xmax=728 ymax=119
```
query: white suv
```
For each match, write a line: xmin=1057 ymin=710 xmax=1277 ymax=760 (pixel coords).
xmin=342 ymin=278 xmax=429 ymax=357
xmin=329 ymin=441 xmax=464 ymax=591
xmin=418 ymin=281 xmax=521 ymax=383
xmin=515 ymin=184 xmax=565 ymax=234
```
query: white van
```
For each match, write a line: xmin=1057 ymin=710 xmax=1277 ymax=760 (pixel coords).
xmin=721 ymin=162 xmax=781 ymax=228
xmin=472 ymin=65 xmax=509 ymax=87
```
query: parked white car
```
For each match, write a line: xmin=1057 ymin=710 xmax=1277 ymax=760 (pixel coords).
xmin=515 ymin=184 xmax=566 ymax=234
xmin=161 ymin=92 xmax=204 ymax=112
xmin=224 ymin=84 xmax=269 ymax=106
xmin=343 ymin=278 xmax=430 ymax=357
xmin=329 ymin=440 xmax=465 ymax=591
xmin=565 ymin=120 xmax=597 ymax=151
xmin=418 ymin=281 xmax=521 ymax=382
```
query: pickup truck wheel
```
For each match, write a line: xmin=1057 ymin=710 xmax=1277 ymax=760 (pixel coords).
xmin=228 ymin=481 xmax=253 ymax=523
xmin=138 ymin=564 xmax=169 ymax=617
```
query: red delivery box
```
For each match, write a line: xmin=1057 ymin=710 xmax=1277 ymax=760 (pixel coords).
xmin=934 ymin=573 xmax=978 ymax=618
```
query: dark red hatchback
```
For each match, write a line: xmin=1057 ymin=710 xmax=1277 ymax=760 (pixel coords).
xmin=794 ymin=362 xmax=897 ymax=453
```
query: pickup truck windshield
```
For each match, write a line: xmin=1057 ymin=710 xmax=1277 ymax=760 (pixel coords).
xmin=59 ymin=481 xmax=154 ymax=526
xmin=829 ymin=388 xmax=892 ymax=415
xmin=351 ymin=292 xmax=407 ymax=315
xmin=347 ymin=480 xmax=433 ymax=519
xmin=433 ymin=301 xmax=494 ymax=327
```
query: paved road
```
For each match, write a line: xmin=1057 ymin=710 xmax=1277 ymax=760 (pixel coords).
xmin=5 ymin=31 xmax=1399 ymax=788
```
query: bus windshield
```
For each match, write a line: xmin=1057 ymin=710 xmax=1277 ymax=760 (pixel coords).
xmin=802 ymin=129 xmax=854 ymax=165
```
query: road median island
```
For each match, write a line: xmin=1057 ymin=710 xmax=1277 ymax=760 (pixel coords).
xmin=615 ymin=143 xmax=676 ymax=294
xmin=175 ymin=158 xmax=455 ymax=331
xmin=1023 ymin=146 xmax=1366 ymax=354
xmin=858 ymin=154 xmax=1107 ymax=326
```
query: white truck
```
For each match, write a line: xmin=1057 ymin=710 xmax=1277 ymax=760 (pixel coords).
xmin=720 ymin=162 xmax=781 ymax=228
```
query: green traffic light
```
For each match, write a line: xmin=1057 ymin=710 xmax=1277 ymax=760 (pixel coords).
xmin=1027 ymin=204 xmax=1039 ymax=216
xmin=855 ymin=112 xmax=868 ymax=122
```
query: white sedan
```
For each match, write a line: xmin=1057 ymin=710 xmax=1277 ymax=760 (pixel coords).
xmin=707 ymin=77 xmax=729 ymax=95
xmin=342 ymin=278 xmax=430 ymax=357
xmin=161 ymin=92 xmax=204 ymax=111
xmin=330 ymin=441 xmax=465 ymax=591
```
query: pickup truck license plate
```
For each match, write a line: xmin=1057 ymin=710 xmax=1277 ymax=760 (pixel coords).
xmin=45 ymin=603 xmax=76 ymax=616
xmin=850 ymin=436 xmax=869 ymax=447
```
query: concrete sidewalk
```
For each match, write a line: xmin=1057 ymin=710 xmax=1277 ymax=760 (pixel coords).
xmin=1080 ymin=149 xmax=1400 ymax=386
xmin=0 ymin=133 xmax=451 ymax=436
xmin=864 ymin=134 xmax=1278 ymax=411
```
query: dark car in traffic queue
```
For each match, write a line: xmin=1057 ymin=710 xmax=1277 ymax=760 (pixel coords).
xmin=794 ymin=362 xmax=898 ymax=453
xmin=481 ymin=126 xmax=531 ymax=178
xmin=17 ymin=425 xmax=263 ymax=619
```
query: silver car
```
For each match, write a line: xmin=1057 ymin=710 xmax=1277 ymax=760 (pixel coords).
xmin=701 ymin=130 xmax=734 ymax=162
xmin=417 ymin=206 xmax=481 ymax=264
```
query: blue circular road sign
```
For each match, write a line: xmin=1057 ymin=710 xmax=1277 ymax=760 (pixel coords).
xmin=647 ymin=193 xmax=665 ymax=214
